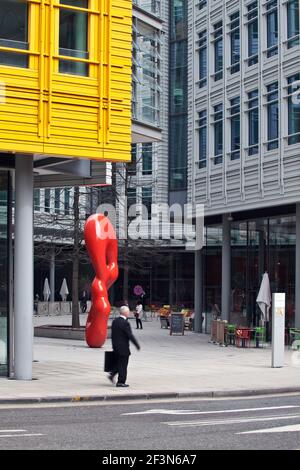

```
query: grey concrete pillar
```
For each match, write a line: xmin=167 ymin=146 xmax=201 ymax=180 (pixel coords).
xmin=50 ymin=247 xmax=55 ymax=302
xmin=295 ymin=204 xmax=300 ymax=328
xmin=169 ymin=254 xmax=174 ymax=307
xmin=14 ymin=155 xmax=33 ymax=380
xmin=222 ymin=214 xmax=231 ymax=322
xmin=194 ymin=249 xmax=203 ymax=333
xmin=258 ymin=230 xmax=265 ymax=278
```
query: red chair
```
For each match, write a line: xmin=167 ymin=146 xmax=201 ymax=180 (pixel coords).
xmin=235 ymin=328 xmax=251 ymax=348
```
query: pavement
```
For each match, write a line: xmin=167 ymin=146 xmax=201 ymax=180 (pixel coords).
xmin=1 ymin=314 xmax=300 ymax=404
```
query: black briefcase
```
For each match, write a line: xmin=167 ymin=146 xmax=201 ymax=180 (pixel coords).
xmin=104 ymin=351 xmax=116 ymax=372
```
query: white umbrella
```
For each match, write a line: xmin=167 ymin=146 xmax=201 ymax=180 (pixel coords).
xmin=256 ymin=272 xmax=271 ymax=322
xmin=59 ymin=278 xmax=69 ymax=301
xmin=43 ymin=277 xmax=51 ymax=302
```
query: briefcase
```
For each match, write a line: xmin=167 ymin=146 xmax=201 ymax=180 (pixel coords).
xmin=104 ymin=351 xmax=116 ymax=372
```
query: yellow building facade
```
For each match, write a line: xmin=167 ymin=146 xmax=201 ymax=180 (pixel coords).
xmin=0 ymin=0 xmax=132 ymax=161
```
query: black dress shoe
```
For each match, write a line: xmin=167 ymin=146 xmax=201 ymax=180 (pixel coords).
xmin=116 ymin=383 xmax=129 ymax=387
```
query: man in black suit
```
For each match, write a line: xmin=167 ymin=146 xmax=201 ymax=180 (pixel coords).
xmin=108 ymin=306 xmax=140 ymax=387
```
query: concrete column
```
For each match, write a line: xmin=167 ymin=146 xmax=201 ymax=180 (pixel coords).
xmin=14 ymin=155 xmax=33 ymax=380
xmin=258 ymin=230 xmax=265 ymax=278
xmin=169 ymin=254 xmax=174 ymax=307
xmin=194 ymin=249 xmax=203 ymax=333
xmin=295 ymin=204 xmax=300 ymax=328
xmin=222 ymin=214 xmax=231 ymax=322
xmin=50 ymin=247 xmax=55 ymax=302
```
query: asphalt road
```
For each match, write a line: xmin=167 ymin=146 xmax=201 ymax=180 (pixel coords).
xmin=0 ymin=394 xmax=299 ymax=450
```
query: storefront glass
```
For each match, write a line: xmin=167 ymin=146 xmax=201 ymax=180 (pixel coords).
xmin=203 ymin=226 xmax=222 ymax=332
xmin=203 ymin=214 xmax=296 ymax=331
xmin=0 ymin=172 xmax=9 ymax=376
xmin=268 ymin=216 xmax=295 ymax=327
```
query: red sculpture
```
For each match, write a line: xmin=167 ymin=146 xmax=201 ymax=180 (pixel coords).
xmin=84 ymin=213 xmax=118 ymax=348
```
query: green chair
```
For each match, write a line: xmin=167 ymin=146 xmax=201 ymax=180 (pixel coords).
xmin=225 ymin=324 xmax=236 ymax=345
xmin=289 ymin=328 xmax=300 ymax=350
xmin=253 ymin=327 xmax=266 ymax=348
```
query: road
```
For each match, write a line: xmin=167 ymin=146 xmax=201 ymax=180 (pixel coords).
xmin=0 ymin=394 xmax=299 ymax=450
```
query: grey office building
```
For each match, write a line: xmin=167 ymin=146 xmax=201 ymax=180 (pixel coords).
xmin=187 ymin=0 xmax=300 ymax=330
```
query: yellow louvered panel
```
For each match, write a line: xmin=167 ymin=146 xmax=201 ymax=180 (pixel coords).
xmin=0 ymin=0 xmax=132 ymax=162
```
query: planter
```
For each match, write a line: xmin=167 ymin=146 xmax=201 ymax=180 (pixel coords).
xmin=34 ymin=325 xmax=111 ymax=341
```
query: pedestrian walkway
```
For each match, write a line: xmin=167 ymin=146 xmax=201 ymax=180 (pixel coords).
xmin=0 ymin=315 xmax=299 ymax=403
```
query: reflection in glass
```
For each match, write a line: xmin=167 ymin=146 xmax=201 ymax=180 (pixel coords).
xmin=288 ymin=74 xmax=300 ymax=145
xmin=287 ymin=0 xmax=300 ymax=48
xmin=132 ymin=20 xmax=160 ymax=126
xmin=59 ymin=0 xmax=88 ymax=76
xmin=0 ymin=0 xmax=28 ymax=68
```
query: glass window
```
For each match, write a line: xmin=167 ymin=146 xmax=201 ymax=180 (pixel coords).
xmin=128 ymin=144 xmax=137 ymax=175
xmin=247 ymin=2 xmax=258 ymax=66
xmin=64 ymin=189 xmax=70 ymax=215
xmin=198 ymin=110 xmax=207 ymax=169
xmin=213 ymin=22 xmax=223 ymax=81
xmin=230 ymin=97 xmax=240 ymax=160
xmin=127 ymin=188 xmax=137 ymax=219
xmin=230 ymin=12 xmax=240 ymax=74
xmin=169 ymin=115 xmax=188 ymax=190
xmin=133 ymin=19 xmax=161 ymax=126
xmin=170 ymin=41 xmax=187 ymax=115
xmin=248 ymin=90 xmax=259 ymax=155
xmin=287 ymin=0 xmax=300 ymax=48
xmin=198 ymin=30 xmax=207 ymax=88
xmin=266 ymin=82 xmax=279 ymax=150
xmin=0 ymin=0 xmax=28 ymax=68
xmin=59 ymin=0 xmax=88 ymax=76
xmin=44 ymin=189 xmax=51 ymax=213
xmin=288 ymin=74 xmax=300 ymax=145
xmin=203 ymin=226 xmax=222 ymax=333
xmin=169 ymin=0 xmax=187 ymax=191
xmin=133 ymin=1 xmax=161 ymax=16
xmin=142 ymin=187 xmax=152 ymax=218
xmin=213 ymin=104 xmax=223 ymax=164
xmin=170 ymin=0 xmax=187 ymax=41
xmin=198 ymin=0 xmax=206 ymax=11
xmin=34 ymin=189 xmax=40 ymax=211
xmin=142 ymin=143 xmax=153 ymax=175
xmin=266 ymin=0 xmax=278 ymax=57
xmin=55 ymin=188 xmax=60 ymax=214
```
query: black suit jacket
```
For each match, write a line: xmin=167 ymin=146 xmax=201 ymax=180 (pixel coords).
xmin=111 ymin=317 xmax=140 ymax=356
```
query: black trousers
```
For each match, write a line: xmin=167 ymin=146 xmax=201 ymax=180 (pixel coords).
xmin=111 ymin=354 xmax=129 ymax=384
xmin=136 ymin=317 xmax=143 ymax=329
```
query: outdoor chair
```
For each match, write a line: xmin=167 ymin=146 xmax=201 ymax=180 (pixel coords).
xmin=252 ymin=326 xmax=266 ymax=348
xmin=289 ymin=328 xmax=300 ymax=350
xmin=235 ymin=328 xmax=251 ymax=348
xmin=225 ymin=324 xmax=236 ymax=345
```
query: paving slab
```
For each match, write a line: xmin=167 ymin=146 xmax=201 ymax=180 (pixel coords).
xmin=0 ymin=314 xmax=299 ymax=403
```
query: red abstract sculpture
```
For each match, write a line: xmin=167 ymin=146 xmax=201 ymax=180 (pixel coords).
xmin=84 ymin=213 xmax=118 ymax=348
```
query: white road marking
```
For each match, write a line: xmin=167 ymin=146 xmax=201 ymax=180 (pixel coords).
xmin=0 ymin=433 xmax=43 ymax=438
xmin=237 ymin=424 xmax=300 ymax=434
xmin=122 ymin=405 xmax=300 ymax=416
xmin=164 ymin=413 xmax=300 ymax=427
xmin=0 ymin=429 xmax=44 ymax=438
xmin=0 ymin=430 xmax=27 ymax=433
